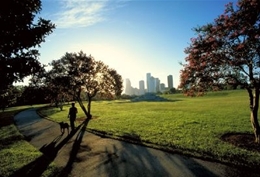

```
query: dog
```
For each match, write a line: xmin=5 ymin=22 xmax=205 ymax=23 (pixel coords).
xmin=59 ymin=122 xmax=69 ymax=134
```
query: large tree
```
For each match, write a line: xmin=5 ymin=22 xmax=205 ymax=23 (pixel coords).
xmin=179 ymin=0 xmax=260 ymax=142
xmin=0 ymin=0 xmax=55 ymax=108
xmin=47 ymin=51 xmax=123 ymax=119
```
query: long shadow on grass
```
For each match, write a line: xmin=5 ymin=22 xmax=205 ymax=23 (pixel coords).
xmin=97 ymin=134 xmax=170 ymax=177
xmin=97 ymin=135 xmax=214 ymax=177
xmin=95 ymin=132 xmax=256 ymax=177
xmin=174 ymin=155 xmax=260 ymax=177
xmin=10 ymin=120 xmax=88 ymax=177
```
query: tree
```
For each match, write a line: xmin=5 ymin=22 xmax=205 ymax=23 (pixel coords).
xmin=0 ymin=0 xmax=55 ymax=107
xmin=169 ymin=87 xmax=177 ymax=94
xmin=179 ymin=0 xmax=260 ymax=142
xmin=44 ymin=76 xmax=74 ymax=109
xmin=28 ymin=67 xmax=71 ymax=109
xmin=0 ymin=85 xmax=21 ymax=111
xmin=18 ymin=85 xmax=50 ymax=106
xmin=48 ymin=51 xmax=123 ymax=119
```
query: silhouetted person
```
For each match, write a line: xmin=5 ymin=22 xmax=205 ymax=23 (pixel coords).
xmin=68 ymin=103 xmax=77 ymax=130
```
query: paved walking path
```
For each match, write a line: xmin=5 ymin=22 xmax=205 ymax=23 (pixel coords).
xmin=14 ymin=108 xmax=259 ymax=177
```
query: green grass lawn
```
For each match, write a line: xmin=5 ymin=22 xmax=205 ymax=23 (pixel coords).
xmin=0 ymin=105 xmax=60 ymax=177
xmin=39 ymin=90 xmax=260 ymax=167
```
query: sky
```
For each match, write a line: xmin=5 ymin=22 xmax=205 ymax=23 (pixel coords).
xmin=36 ymin=0 xmax=237 ymax=91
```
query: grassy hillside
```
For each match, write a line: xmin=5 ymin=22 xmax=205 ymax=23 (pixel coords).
xmin=39 ymin=90 xmax=260 ymax=167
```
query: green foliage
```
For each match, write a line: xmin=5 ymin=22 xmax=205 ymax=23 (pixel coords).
xmin=163 ymin=87 xmax=179 ymax=94
xmin=0 ymin=0 xmax=55 ymax=80
xmin=40 ymin=90 xmax=260 ymax=166
xmin=18 ymin=85 xmax=51 ymax=106
xmin=0 ymin=0 xmax=55 ymax=109
xmin=0 ymin=85 xmax=22 ymax=111
xmin=45 ymin=51 xmax=123 ymax=118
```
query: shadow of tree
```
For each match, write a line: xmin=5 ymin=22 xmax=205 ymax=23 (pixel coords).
xmin=10 ymin=153 xmax=58 ymax=177
xmin=57 ymin=119 xmax=90 ymax=177
xmin=11 ymin=108 xmax=260 ymax=177
xmin=89 ymin=131 xmax=260 ymax=177
xmin=121 ymin=132 xmax=142 ymax=143
xmin=221 ymin=132 xmax=260 ymax=152
xmin=10 ymin=119 xmax=89 ymax=177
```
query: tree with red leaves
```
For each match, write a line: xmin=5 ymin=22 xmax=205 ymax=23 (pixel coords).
xmin=179 ymin=0 xmax=260 ymax=143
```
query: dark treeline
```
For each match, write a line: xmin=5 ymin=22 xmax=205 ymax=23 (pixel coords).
xmin=1 ymin=85 xmax=51 ymax=110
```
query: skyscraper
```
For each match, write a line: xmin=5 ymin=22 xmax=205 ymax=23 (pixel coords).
xmin=167 ymin=75 xmax=173 ymax=89
xmin=146 ymin=73 xmax=151 ymax=92
xmin=125 ymin=78 xmax=133 ymax=95
xmin=150 ymin=76 xmax=156 ymax=93
xmin=155 ymin=78 xmax=160 ymax=92
xmin=139 ymin=80 xmax=145 ymax=95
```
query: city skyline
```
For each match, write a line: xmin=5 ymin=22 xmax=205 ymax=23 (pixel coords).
xmin=124 ymin=73 xmax=174 ymax=95
xmin=32 ymin=0 xmax=235 ymax=92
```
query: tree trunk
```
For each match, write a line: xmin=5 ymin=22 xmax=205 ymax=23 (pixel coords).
xmin=251 ymin=110 xmax=260 ymax=143
xmin=248 ymin=88 xmax=260 ymax=143
xmin=74 ymin=90 xmax=93 ymax=119
xmin=87 ymin=95 xmax=92 ymax=119
xmin=77 ymin=98 xmax=88 ymax=117
xmin=75 ymin=90 xmax=88 ymax=118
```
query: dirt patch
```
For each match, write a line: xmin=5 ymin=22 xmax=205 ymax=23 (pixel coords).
xmin=76 ymin=117 xmax=87 ymax=122
xmin=76 ymin=116 xmax=99 ymax=122
xmin=221 ymin=133 xmax=260 ymax=152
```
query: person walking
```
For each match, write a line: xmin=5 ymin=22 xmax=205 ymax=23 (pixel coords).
xmin=68 ymin=103 xmax=77 ymax=130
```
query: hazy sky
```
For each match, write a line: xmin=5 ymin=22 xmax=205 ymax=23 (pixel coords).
xmin=38 ymin=0 xmax=237 ymax=89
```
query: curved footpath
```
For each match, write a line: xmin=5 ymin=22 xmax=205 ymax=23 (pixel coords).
xmin=14 ymin=108 xmax=259 ymax=177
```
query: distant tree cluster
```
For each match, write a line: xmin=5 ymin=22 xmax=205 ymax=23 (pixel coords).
xmin=0 ymin=85 xmax=51 ymax=111
xmin=163 ymin=87 xmax=179 ymax=94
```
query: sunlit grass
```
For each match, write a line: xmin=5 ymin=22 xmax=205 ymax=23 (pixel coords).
xmin=39 ymin=90 xmax=260 ymax=166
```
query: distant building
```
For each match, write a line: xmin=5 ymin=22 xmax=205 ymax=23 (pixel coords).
xmin=167 ymin=75 xmax=173 ymax=89
xmin=150 ymin=76 xmax=156 ymax=93
xmin=133 ymin=88 xmax=139 ymax=95
xmin=146 ymin=73 xmax=151 ymax=92
xmin=160 ymin=83 xmax=165 ymax=92
xmin=139 ymin=80 xmax=145 ymax=95
xmin=155 ymin=78 xmax=160 ymax=92
xmin=125 ymin=78 xmax=133 ymax=95
xmin=126 ymin=73 xmax=173 ymax=94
